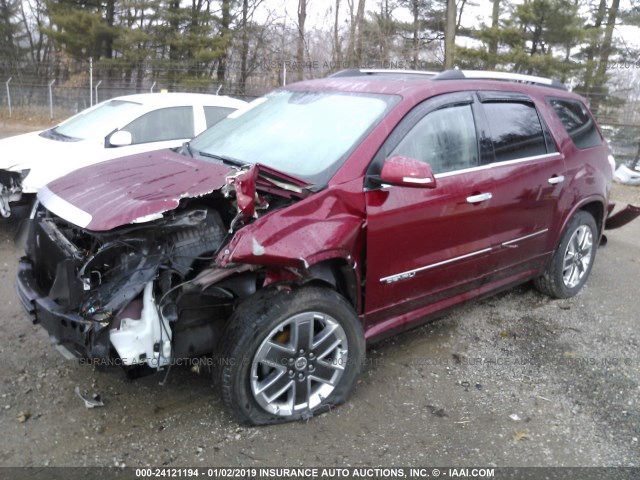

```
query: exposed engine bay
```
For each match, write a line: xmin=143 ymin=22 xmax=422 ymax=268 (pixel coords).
xmin=17 ymin=177 xmax=301 ymax=374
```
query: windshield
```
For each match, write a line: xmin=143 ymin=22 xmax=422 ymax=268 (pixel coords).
xmin=190 ymin=90 xmax=397 ymax=185
xmin=53 ymin=99 xmax=143 ymax=140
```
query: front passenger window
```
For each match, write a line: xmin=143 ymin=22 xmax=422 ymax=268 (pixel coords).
xmin=391 ymin=104 xmax=478 ymax=174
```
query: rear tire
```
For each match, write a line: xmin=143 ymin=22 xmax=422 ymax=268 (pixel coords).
xmin=534 ymin=211 xmax=598 ymax=299
xmin=216 ymin=286 xmax=365 ymax=425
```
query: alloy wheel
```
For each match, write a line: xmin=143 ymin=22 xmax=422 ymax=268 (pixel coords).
xmin=250 ymin=312 xmax=349 ymax=417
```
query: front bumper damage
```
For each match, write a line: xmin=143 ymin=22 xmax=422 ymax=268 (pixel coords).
xmin=16 ymin=208 xmax=228 ymax=369
xmin=17 ymin=257 xmax=110 ymax=360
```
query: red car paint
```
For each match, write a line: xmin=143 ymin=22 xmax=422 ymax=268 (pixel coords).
xmin=44 ymin=149 xmax=234 ymax=231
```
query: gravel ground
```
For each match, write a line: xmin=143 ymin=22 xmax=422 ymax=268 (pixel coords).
xmin=0 ymin=126 xmax=638 ymax=468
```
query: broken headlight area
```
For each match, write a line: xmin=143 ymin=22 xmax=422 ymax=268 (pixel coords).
xmin=18 ymin=206 xmax=245 ymax=372
xmin=0 ymin=169 xmax=28 ymax=218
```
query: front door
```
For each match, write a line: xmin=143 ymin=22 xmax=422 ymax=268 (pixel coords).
xmin=364 ymin=93 xmax=493 ymax=329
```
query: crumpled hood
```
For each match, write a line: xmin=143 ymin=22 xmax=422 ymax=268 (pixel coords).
xmin=40 ymin=149 xmax=233 ymax=231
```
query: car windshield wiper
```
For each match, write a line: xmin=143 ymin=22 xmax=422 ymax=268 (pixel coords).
xmin=39 ymin=128 xmax=81 ymax=142
xmin=198 ymin=151 xmax=246 ymax=168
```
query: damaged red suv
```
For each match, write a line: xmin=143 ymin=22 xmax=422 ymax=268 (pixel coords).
xmin=16 ymin=69 xmax=638 ymax=425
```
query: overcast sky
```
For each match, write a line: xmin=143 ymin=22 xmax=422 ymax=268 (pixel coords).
xmin=260 ymin=0 xmax=638 ymax=53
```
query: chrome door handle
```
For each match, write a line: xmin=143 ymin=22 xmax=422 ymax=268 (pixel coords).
xmin=548 ymin=175 xmax=565 ymax=185
xmin=466 ymin=192 xmax=492 ymax=204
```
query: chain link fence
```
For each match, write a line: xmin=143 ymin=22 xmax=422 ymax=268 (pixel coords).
xmin=0 ymin=58 xmax=290 ymax=121
xmin=1 ymin=59 xmax=639 ymax=169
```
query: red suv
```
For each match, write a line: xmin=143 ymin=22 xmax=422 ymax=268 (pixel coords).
xmin=15 ymin=69 xmax=637 ymax=424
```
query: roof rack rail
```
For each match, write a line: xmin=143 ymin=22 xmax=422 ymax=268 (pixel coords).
xmin=433 ymin=69 xmax=567 ymax=90
xmin=329 ymin=68 xmax=439 ymax=78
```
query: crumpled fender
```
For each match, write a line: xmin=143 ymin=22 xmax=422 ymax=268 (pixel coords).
xmin=217 ymin=178 xmax=366 ymax=271
xmin=232 ymin=164 xmax=260 ymax=218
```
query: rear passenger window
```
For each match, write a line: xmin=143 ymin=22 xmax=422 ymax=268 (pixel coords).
xmin=483 ymin=102 xmax=547 ymax=163
xmin=391 ymin=104 xmax=478 ymax=174
xmin=204 ymin=106 xmax=235 ymax=128
xmin=548 ymin=99 xmax=602 ymax=149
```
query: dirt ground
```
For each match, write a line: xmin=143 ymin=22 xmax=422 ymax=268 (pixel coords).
xmin=0 ymin=125 xmax=638 ymax=468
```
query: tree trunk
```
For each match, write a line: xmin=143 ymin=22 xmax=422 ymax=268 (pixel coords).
xmin=297 ymin=0 xmax=306 ymax=81
xmin=444 ymin=0 xmax=456 ymax=69
xmin=411 ymin=0 xmax=419 ymax=67
xmin=168 ymin=0 xmax=181 ymax=88
xmin=355 ymin=0 xmax=365 ymax=64
xmin=333 ymin=0 xmax=342 ymax=65
xmin=104 ymin=0 xmax=115 ymax=59
xmin=487 ymin=0 xmax=500 ymax=68
xmin=239 ymin=0 xmax=249 ymax=94
xmin=591 ymin=0 xmax=621 ymax=115
xmin=216 ymin=0 xmax=231 ymax=83
xmin=347 ymin=0 xmax=366 ymax=66
xmin=582 ymin=0 xmax=607 ymax=94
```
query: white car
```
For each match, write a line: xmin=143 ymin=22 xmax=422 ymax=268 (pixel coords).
xmin=0 ymin=92 xmax=246 ymax=217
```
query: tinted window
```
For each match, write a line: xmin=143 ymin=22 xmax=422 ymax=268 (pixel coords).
xmin=391 ymin=104 xmax=478 ymax=174
xmin=548 ymin=99 xmax=602 ymax=149
xmin=204 ymin=106 xmax=235 ymax=128
xmin=122 ymin=106 xmax=194 ymax=144
xmin=483 ymin=102 xmax=547 ymax=163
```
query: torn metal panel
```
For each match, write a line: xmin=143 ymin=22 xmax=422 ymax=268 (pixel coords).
xmin=231 ymin=164 xmax=260 ymax=218
xmin=217 ymin=179 xmax=366 ymax=270
xmin=605 ymin=204 xmax=640 ymax=230
xmin=192 ymin=264 xmax=254 ymax=290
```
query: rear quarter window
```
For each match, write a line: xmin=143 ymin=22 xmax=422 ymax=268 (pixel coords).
xmin=547 ymin=99 xmax=602 ymax=149
xmin=204 ymin=106 xmax=236 ymax=128
xmin=483 ymin=102 xmax=548 ymax=163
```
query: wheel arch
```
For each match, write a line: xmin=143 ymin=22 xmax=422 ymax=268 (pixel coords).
xmin=304 ymin=258 xmax=361 ymax=311
xmin=579 ymin=200 xmax=605 ymax=236
xmin=559 ymin=196 xmax=606 ymax=241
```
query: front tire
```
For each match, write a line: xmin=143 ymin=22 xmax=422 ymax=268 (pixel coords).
xmin=217 ymin=286 xmax=365 ymax=425
xmin=534 ymin=210 xmax=598 ymax=299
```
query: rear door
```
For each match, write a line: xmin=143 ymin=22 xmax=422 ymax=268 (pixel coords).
xmin=475 ymin=93 xmax=567 ymax=278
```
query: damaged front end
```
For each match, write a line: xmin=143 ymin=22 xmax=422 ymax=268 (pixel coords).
xmin=16 ymin=204 xmax=243 ymax=370
xmin=15 ymin=163 xmax=322 ymax=373
xmin=0 ymin=169 xmax=28 ymax=218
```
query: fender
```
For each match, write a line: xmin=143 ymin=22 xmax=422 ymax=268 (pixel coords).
xmin=216 ymin=178 xmax=366 ymax=271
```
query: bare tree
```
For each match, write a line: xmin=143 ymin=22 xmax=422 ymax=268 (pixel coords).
xmin=217 ymin=0 xmax=232 ymax=82
xmin=347 ymin=0 xmax=366 ymax=65
xmin=333 ymin=0 xmax=342 ymax=65
xmin=444 ymin=0 xmax=456 ymax=68
xmin=297 ymin=0 xmax=307 ymax=80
